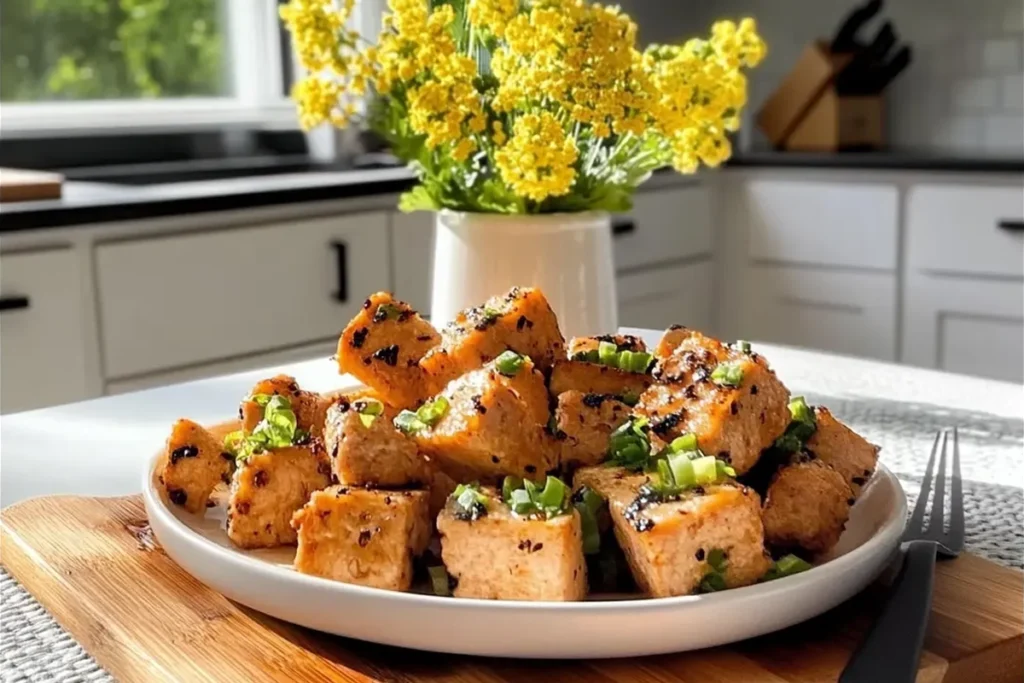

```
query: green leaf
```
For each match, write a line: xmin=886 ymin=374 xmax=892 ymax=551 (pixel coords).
xmin=398 ymin=185 xmax=440 ymax=213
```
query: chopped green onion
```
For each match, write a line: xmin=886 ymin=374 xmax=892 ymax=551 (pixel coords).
xmin=452 ymin=483 xmax=488 ymax=521
xmin=250 ymin=393 xmax=274 ymax=407
xmin=416 ymin=396 xmax=449 ymax=427
xmin=692 ymin=456 xmax=718 ymax=485
xmin=537 ymin=476 xmax=567 ymax=509
xmin=394 ymin=410 xmax=426 ymax=435
xmin=626 ymin=351 xmax=653 ymax=373
xmin=706 ymin=548 xmax=727 ymax=571
xmin=375 ymin=303 xmax=403 ymax=321
xmin=668 ymin=453 xmax=696 ymax=489
xmin=502 ymin=475 xmax=571 ymax=519
xmin=509 ymin=488 xmax=535 ymax=515
xmin=358 ymin=414 xmax=376 ymax=428
xmin=716 ymin=460 xmax=737 ymax=479
xmin=762 ymin=554 xmax=812 ymax=582
xmin=598 ymin=341 xmax=619 ymax=367
xmin=620 ymin=390 xmax=640 ymax=407
xmin=482 ymin=306 xmax=502 ymax=324
xmin=573 ymin=486 xmax=605 ymax=555
xmin=572 ymin=349 xmax=601 ymax=363
xmin=773 ymin=397 xmax=818 ymax=452
xmin=710 ymin=361 xmax=745 ymax=387
xmin=502 ymin=475 xmax=523 ymax=504
xmin=495 ymin=350 xmax=525 ymax=376
xmin=225 ymin=394 xmax=302 ymax=463
xmin=699 ymin=547 xmax=729 ymax=592
xmin=607 ymin=417 xmax=651 ymax=470
xmin=428 ymin=565 xmax=451 ymax=596
xmin=354 ymin=398 xmax=384 ymax=428
xmin=669 ymin=433 xmax=699 ymax=454
xmin=731 ymin=340 xmax=752 ymax=354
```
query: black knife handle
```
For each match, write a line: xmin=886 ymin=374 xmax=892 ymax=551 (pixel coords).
xmin=997 ymin=219 xmax=1024 ymax=232
xmin=612 ymin=219 xmax=635 ymax=237
xmin=330 ymin=240 xmax=348 ymax=303
xmin=0 ymin=295 xmax=30 ymax=312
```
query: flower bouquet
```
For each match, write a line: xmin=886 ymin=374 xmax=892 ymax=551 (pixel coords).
xmin=281 ymin=0 xmax=765 ymax=333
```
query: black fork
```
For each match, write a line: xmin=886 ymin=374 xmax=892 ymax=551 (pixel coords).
xmin=840 ymin=429 xmax=965 ymax=683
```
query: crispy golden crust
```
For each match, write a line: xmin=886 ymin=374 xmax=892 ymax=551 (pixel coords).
xmin=567 ymin=334 xmax=647 ymax=356
xmin=240 ymin=375 xmax=332 ymax=438
xmin=336 ymin=292 xmax=440 ymax=409
xmin=292 ymin=487 xmax=430 ymax=591
xmin=574 ymin=466 xmax=771 ymax=597
xmin=555 ymin=391 xmax=631 ymax=469
xmin=324 ymin=401 xmax=431 ymax=488
xmin=762 ymin=459 xmax=853 ymax=555
xmin=548 ymin=360 xmax=653 ymax=399
xmin=436 ymin=488 xmax=587 ymax=601
xmin=420 ymin=287 xmax=565 ymax=395
xmin=414 ymin=360 xmax=556 ymax=482
xmin=806 ymin=407 xmax=879 ymax=497
xmin=635 ymin=332 xmax=790 ymax=475
xmin=226 ymin=445 xmax=331 ymax=549
xmin=159 ymin=419 xmax=233 ymax=514
xmin=653 ymin=325 xmax=695 ymax=361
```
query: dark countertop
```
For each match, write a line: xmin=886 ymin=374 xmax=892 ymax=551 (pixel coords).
xmin=2 ymin=152 xmax=1021 ymax=234
xmin=726 ymin=150 xmax=1024 ymax=172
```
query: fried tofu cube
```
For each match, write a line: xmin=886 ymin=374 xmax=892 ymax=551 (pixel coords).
xmin=635 ymin=331 xmax=790 ymax=475
xmin=652 ymin=324 xmax=693 ymax=361
xmin=574 ymin=466 xmax=771 ymax=597
xmin=554 ymin=391 xmax=631 ymax=469
xmin=159 ymin=419 xmax=234 ymax=514
xmin=292 ymin=487 xmax=431 ymax=590
xmin=414 ymin=357 xmax=556 ymax=481
xmin=240 ymin=375 xmax=332 ymax=437
xmin=762 ymin=458 xmax=853 ymax=555
xmin=436 ymin=487 xmax=587 ymax=601
xmin=226 ymin=445 xmax=332 ymax=549
xmin=805 ymin=407 xmax=879 ymax=498
xmin=420 ymin=287 xmax=565 ymax=394
xmin=323 ymin=399 xmax=431 ymax=488
xmin=567 ymin=334 xmax=647 ymax=357
xmin=337 ymin=292 xmax=440 ymax=408
xmin=549 ymin=361 xmax=653 ymax=399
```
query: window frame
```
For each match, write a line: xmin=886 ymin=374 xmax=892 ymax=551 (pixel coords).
xmin=0 ymin=0 xmax=301 ymax=138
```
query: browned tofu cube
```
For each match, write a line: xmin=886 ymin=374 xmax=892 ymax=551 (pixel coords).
xmin=323 ymin=399 xmax=431 ymax=488
xmin=554 ymin=391 xmax=631 ymax=469
xmin=420 ymin=287 xmax=565 ymax=395
xmin=240 ymin=375 xmax=331 ymax=438
xmin=226 ymin=445 xmax=331 ymax=549
xmin=159 ymin=419 xmax=234 ymax=514
xmin=805 ymin=407 xmax=879 ymax=498
xmin=652 ymin=324 xmax=693 ymax=361
xmin=549 ymin=361 xmax=653 ymax=399
xmin=292 ymin=487 xmax=431 ymax=590
xmin=336 ymin=292 xmax=440 ymax=408
xmin=575 ymin=465 xmax=771 ymax=597
xmin=414 ymin=357 xmax=555 ymax=481
xmin=635 ymin=331 xmax=790 ymax=475
xmin=436 ymin=487 xmax=587 ymax=601
xmin=762 ymin=458 xmax=853 ymax=555
xmin=567 ymin=334 xmax=647 ymax=357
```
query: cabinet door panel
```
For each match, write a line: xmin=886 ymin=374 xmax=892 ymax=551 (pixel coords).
xmin=617 ymin=262 xmax=714 ymax=333
xmin=0 ymin=249 xmax=90 ymax=413
xmin=741 ymin=265 xmax=897 ymax=360
xmin=96 ymin=213 xmax=390 ymax=378
xmin=614 ymin=187 xmax=712 ymax=272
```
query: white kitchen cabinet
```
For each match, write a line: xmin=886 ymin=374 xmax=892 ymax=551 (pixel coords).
xmin=615 ymin=186 xmax=712 ymax=272
xmin=903 ymin=183 xmax=1024 ymax=382
xmin=390 ymin=211 xmax=435 ymax=316
xmin=617 ymin=262 xmax=714 ymax=333
xmin=95 ymin=213 xmax=391 ymax=379
xmin=0 ymin=249 xmax=90 ymax=413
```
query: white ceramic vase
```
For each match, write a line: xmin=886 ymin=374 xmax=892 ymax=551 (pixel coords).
xmin=431 ymin=211 xmax=618 ymax=338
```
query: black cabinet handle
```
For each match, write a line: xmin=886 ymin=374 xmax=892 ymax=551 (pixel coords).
xmin=997 ymin=219 xmax=1024 ymax=232
xmin=612 ymin=218 xmax=635 ymax=236
xmin=330 ymin=240 xmax=348 ymax=303
xmin=0 ymin=295 xmax=29 ymax=312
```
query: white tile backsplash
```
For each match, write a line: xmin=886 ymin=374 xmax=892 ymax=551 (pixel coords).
xmin=620 ymin=0 xmax=1024 ymax=155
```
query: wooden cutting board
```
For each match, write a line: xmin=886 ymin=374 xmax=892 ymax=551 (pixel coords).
xmin=0 ymin=167 xmax=63 ymax=202
xmin=2 ymin=495 xmax=1021 ymax=683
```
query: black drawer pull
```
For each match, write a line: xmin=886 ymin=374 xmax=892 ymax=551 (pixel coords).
xmin=0 ymin=295 xmax=30 ymax=312
xmin=612 ymin=219 xmax=635 ymax=236
xmin=330 ymin=240 xmax=348 ymax=303
xmin=997 ymin=219 xmax=1024 ymax=232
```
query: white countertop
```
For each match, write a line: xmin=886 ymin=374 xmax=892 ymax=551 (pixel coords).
xmin=1 ymin=330 xmax=1021 ymax=510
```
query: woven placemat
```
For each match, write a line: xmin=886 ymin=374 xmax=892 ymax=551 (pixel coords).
xmin=2 ymin=397 xmax=1021 ymax=682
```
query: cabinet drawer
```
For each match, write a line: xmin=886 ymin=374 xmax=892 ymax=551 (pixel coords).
xmin=390 ymin=211 xmax=435 ymax=316
xmin=907 ymin=185 xmax=1024 ymax=278
xmin=745 ymin=180 xmax=898 ymax=270
xmin=96 ymin=213 xmax=390 ymax=378
xmin=614 ymin=187 xmax=712 ymax=271
xmin=741 ymin=265 xmax=897 ymax=360
xmin=617 ymin=261 xmax=714 ymax=333
xmin=0 ymin=249 xmax=89 ymax=413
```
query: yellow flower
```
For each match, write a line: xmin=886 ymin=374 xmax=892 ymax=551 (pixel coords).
xmin=495 ymin=112 xmax=578 ymax=202
xmin=452 ymin=138 xmax=477 ymax=162
xmin=492 ymin=120 xmax=507 ymax=145
xmin=468 ymin=0 xmax=519 ymax=38
xmin=290 ymin=75 xmax=348 ymax=130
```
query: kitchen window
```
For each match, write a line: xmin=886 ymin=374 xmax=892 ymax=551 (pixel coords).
xmin=0 ymin=0 xmax=380 ymax=137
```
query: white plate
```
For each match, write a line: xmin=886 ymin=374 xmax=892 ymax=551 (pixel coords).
xmin=143 ymin=445 xmax=906 ymax=658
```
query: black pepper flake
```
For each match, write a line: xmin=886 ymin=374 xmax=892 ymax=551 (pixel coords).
xmin=516 ymin=315 xmax=528 ymax=331
xmin=531 ymin=542 xmax=544 ymax=553
xmin=170 ymin=445 xmax=199 ymax=465
xmin=491 ymin=455 xmax=500 ymax=464
xmin=695 ymin=548 xmax=705 ymax=561
xmin=206 ymin=500 xmax=216 ymax=508
xmin=862 ymin=469 xmax=872 ymax=477
xmin=750 ymin=385 xmax=759 ymax=395
xmin=730 ymin=401 xmax=739 ymax=415
xmin=847 ymin=498 xmax=856 ymax=506
xmin=221 ymin=451 xmax=234 ymax=462
xmin=683 ymin=384 xmax=699 ymax=399
xmin=759 ymin=411 xmax=766 ymax=424
xmin=518 ymin=539 xmax=533 ymax=551
xmin=372 ymin=345 xmax=400 ymax=366
xmin=362 ymin=298 xmax=372 ymax=309
xmin=651 ymin=412 xmax=683 ymax=435
xmin=471 ymin=395 xmax=487 ymax=414
xmin=221 ymin=473 xmax=232 ymax=485
xmin=351 ymin=327 xmax=369 ymax=348
xmin=416 ymin=334 xmax=434 ymax=341
xmin=524 ymin=465 xmax=537 ymax=474
xmin=385 ymin=496 xmax=392 ymax=505
xmin=235 ymin=501 xmax=251 ymax=515
xmin=852 ymin=476 xmax=867 ymax=486
xmin=238 ymin=407 xmax=244 ymax=420
xmin=718 ymin=451 xmax=731 ymax=463
xmin=168 ymin=488 xmax=188 ymax=506
xmin=253 ymin=470 xmax=269 ymax=487
xmin=582 ymin=393 xmax=608 ymax=408
xmin=358 ymin=530 xmax=373 ymax=547
xmin=669 ymin=323 xmax=685 ymax=331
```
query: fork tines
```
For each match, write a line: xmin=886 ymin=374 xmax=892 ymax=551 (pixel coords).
xmin=903 ymin=429 xmax=965 ymax=555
